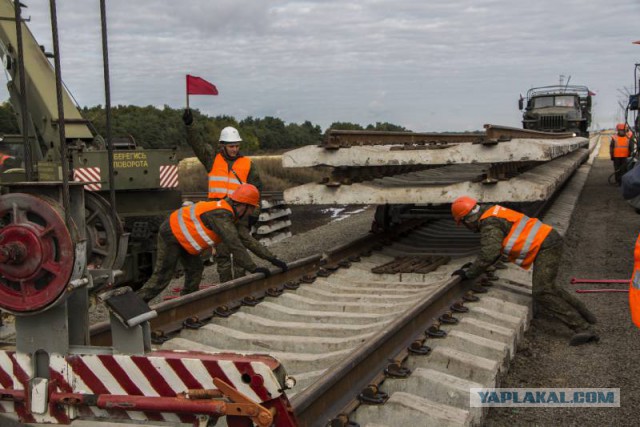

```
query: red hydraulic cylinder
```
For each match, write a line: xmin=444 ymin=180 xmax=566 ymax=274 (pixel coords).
xmin=575 ymin=289 xmax=629 ymax=293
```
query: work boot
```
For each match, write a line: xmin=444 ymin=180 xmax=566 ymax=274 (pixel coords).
xmin=569 ymin=328 xmax=599 ymax=346
xmin=580 ymin=308 xmax=598 ymax=325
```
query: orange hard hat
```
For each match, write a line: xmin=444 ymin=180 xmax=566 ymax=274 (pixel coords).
xmin=451 ymin=196 xmax=478 ymax=224
xmin=229 ymin=184 xmax=260 ymax=207
xmin=616 ymin=123 xmax=626 ymax=131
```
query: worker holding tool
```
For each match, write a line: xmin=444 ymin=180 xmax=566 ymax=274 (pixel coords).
xmin=182 ymin=109 xmax=264 ymax=282
xmin=610 ymin=123 xmax=632 ymax=185
xmin=137 ymin=184 xmax=288 ymax=303
xmin=450 ymin=196 xmax=599 ymax=346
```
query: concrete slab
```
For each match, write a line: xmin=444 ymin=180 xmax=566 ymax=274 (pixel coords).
xmin=352 ymin=392 xmax=472 ymax=427
xmin=211 ymin=311 xmax=388 ymax=338
xmin=180 ymin=323 xmax=375 ymax=353
xmin=283 ymin=137 xmax=588 ymax=167
xmin=284 ymin=149 xmax=588 ymax=205
xmin=408 ymin=346 xmax=500 ymax=386
xmin=381 ymin=368 xmax=484 ymax=422
xmin=161 ymin=337 xmax=351 ymax=376
xmin=246 ymin=302 xmax=398 ymax=325
xmin=268 ymin=293 xmax=413 ymax=314
xmin=295 ymin=285 xmax=433 ymax=303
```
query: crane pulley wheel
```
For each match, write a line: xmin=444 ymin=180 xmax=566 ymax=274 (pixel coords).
xmin=0 ymin=193 xmax=77 ymax=313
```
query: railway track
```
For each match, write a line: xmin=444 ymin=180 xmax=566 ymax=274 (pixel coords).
xmin=22 ymin=133 xmax=596 ymax=426
xmin=84 ymin=198 xmax=579 ymax=426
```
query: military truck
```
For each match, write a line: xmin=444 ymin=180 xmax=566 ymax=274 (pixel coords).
xmin=519 ymin=85 xmax=592 ymax=137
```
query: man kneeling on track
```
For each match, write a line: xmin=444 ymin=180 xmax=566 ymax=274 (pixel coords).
xmin=137 ymin=184 xmax=288 ymax=303
xmin=450 ymin=196 xmax=599 ymax=346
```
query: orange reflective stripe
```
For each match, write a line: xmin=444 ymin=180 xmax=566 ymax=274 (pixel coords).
xmin=630 ymin=233 xmax=640 ymax=328
xmin=208 ymin=154 xmax=252 ymax=199
xmin=169 ymin=200 xmax=232 ymax=254
xmin=612 ymin=136 xmax=630 ymax=158
xmin=480 ymin=205 xmax=552 ymax=270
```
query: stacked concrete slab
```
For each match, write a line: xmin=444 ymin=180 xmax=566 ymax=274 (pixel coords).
xmin=283 ymin=125 xmax=589 ymax=205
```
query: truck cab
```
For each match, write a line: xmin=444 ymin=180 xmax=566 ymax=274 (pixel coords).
xmin=520 ymin=85 xmax=592 ymax=137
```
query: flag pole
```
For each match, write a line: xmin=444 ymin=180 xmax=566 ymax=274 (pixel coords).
xmin=186 ymin=75 xmax=190 ymax=109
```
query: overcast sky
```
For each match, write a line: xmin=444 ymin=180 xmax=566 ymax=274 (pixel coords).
xmin=1 ymin=0 xmax=639 ymax=132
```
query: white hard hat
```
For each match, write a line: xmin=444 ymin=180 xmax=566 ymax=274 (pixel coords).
xmin=219 ymin=126 xmax=242 ymax=143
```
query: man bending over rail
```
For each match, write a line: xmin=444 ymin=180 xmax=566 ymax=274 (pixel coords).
xmin=137 ymin=184 xmax=288 ymax=303
xmin=450 ymin=196 xmax=598 ymax=346
xmin=182 ymin=109 xmax=263 ymax=282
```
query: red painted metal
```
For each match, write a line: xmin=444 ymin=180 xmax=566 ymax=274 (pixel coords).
xmin=0 ymin=351 xmax=298 ymax=426
xmin=52 ymin=392 xmax=229 ymax=415
xmin=575 ymin=289 xmax=628 ymax=293
xmin=0 ymin=193 xmax=75 ymax=312
xmin=570 ymin=278 xmax=629 ymax=284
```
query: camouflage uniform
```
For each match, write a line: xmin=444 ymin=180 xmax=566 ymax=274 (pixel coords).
xmin=465 ymin=206 xmax=595 ymax=332
xmin=137 ymin=200 xmax=275 ymax=302
xmin=186 ymin=126 xmax=263 ymax=282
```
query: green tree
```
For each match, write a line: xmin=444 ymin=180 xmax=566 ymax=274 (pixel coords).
xmin=0 ymin=102 xmax=19 ymax=134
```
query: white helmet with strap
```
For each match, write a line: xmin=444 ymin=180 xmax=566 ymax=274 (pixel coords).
xmin=219 ymin=126 xmax=242 ymax=144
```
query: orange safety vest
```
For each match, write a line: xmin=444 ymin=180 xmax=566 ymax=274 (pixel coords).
xmin=208 ymin=153 xmax=252 ymax=199
xmin=630 ymin=233 xmax=640 ymax=328
xmin=169 ymin=199 xmax=234 ymax=255
xmin=480 ymin=205 xmax=553 ymax=270
xmin=612 ymin=135 xmax=630 ymax=158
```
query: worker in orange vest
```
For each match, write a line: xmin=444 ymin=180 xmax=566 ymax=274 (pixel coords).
xmin=136 ymin=184 xmax=287 ymax=303
xmin=451 ymin=196 xmax=598 ymax=346
xmin=631 ymin=235 xmax=640 ymax=328
xmin=182 ymin=109 xmax=263 ymax=282
xmin=610 ymin=123 xmax=632 ymax=185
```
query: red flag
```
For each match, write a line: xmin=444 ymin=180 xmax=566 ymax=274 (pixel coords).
xmin=186 ymin=74 xmax=218 ymax=95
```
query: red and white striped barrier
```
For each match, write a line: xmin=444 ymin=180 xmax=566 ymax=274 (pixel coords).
xmin=159 ymin=165 xmax=179 ymax=188
xmin=73 ymin=167 xmax=102 ymax=191
xmin=0 ymin=350 xmax=296 ymax=425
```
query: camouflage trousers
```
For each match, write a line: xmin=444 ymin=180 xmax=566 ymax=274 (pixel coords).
xmin=612 ymin=158 xmax=628 ymax=184
xmin=137 ymin=222 xmax=204 ymax=302
xmin=215 ymin=240 xmax=245 ymax=283
xmin=532 ymin=244 xmax=595 ymax=331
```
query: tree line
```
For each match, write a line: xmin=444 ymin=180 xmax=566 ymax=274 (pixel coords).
xmin=0 ymin=102 xmax=415 ymax=157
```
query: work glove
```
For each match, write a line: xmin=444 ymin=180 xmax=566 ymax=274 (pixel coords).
xmin=268 ymin=257 xmax=288 ymax=272
xmin=451 ymin=269 xmax=469 ymax=280
xmin=248 ymin=215 xmax=259 ymax=228
xmin=182 ymin=108 xmax=193 ymax=126
xmin=252 ymin=267 xmax=271 ymax=277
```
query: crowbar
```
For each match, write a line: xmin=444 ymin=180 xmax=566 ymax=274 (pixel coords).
xmin=570 ymin=278 xmax=628 ymax=284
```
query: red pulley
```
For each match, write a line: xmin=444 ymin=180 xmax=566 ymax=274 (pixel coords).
xmin=0 ymin=193 xmax=76 ymax=313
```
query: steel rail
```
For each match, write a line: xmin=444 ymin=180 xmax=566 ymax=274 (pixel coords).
xmin=322 ymin=124 xmax=575 ymax=149
xmin=89 ymin=219 xmax=423 ymax=346
xmin=290 ymin=275 xmax=469 ymax=426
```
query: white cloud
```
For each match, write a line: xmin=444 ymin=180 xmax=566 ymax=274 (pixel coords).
xmin=0 ymin=0 xmax=638 ymax=131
